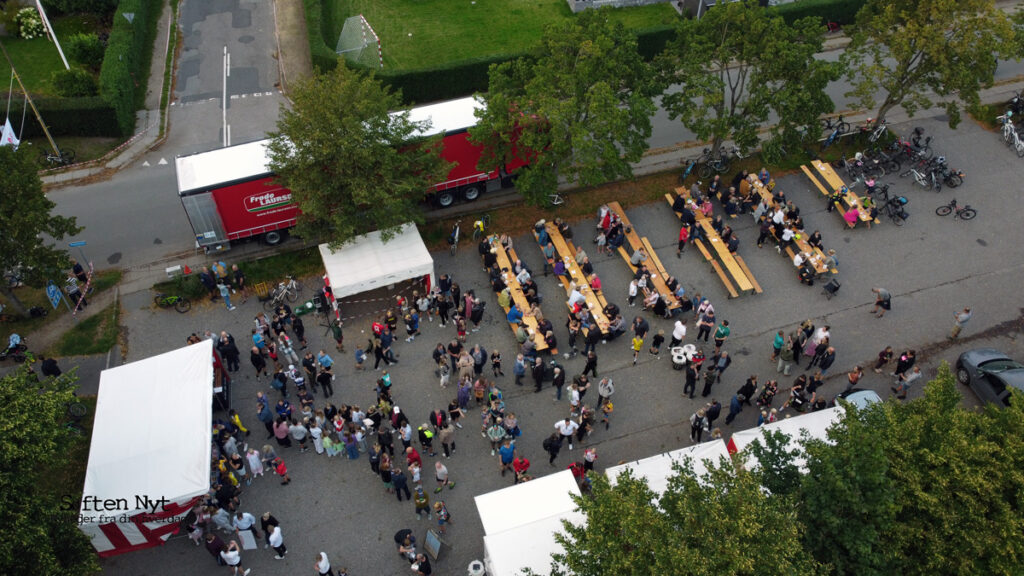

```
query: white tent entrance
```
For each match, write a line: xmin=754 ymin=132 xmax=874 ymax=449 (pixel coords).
xmin=79 ymin=340 xmax=214 ymax=557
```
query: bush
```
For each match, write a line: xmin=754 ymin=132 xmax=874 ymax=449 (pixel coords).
xmin=375 ymin=54 xmax=525 ymax=105
xmin=773 ymin=0 xmax=867 ymax=26
xmin=52 ymin=67 xmax=99 ymax=97
xmin=41 ymin=0 xmax=119 ymax=16
xmin=67 ymin=33 xmax=105 ymax=71
xmin=636 ymin=25 xmax=675 ymax=61
xmin=10 ymin=95 xmax=120 ymax=138
xmin=303 ymin=0 xmax=339 ymax=73
xmin=16 ymin=7 xmax=44 ymax=39
xmin=98 ymin=0 xmax=162 ymax=135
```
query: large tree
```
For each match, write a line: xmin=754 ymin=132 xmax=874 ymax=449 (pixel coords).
xmin=0 ymin=147 xmax=82 ymax=316
xmin=658 ymin=0 xmax=840 ymax=157
xmin=266 ymin=65 xmax=448 ymax=247
xmin=0 ymin=366 xmax=98 ymax=575
xmin=471 ymin=10 xmax=656 ymax=207
xmin=550 ymin=460 xmax=818 ymax=576
xmin=843 ymin=0 xmax=1016 ymax=127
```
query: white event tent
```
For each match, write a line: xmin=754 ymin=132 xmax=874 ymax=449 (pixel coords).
xmin=79 ymin=340 xmax=214 ymax=557
xmin=727 ymin=406 xmax=844 ymax=471
xmin=475 ymin=470 xmax=583 ymax=576
xmin=605 ymin=439 xmax=732 ymax=496
xmin=318 ymin=223 xmax=436 ymax=300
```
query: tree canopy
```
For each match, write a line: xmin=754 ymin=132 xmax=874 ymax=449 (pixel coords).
xmin=843 ymin=0 xmax=1016 ymax=127
xmin=471 ymin=10 xmax=656 ymax=206
xmin=0 ymin=366 xmax=98 ymax=576
xmin=266 ymin=65 xmax=448 ymax=247
xmin=552 ymin=364 xmax=1024 ymax=576
xmin=658 ymin=0 xmax=840 ymax=157
xmin=0 ymin=146 xmax=82 ymax=316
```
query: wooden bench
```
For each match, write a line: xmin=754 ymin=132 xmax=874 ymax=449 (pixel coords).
xmin=607 ymin=201 xmax=680 ymax=310
xmin=489 ymin=237 xmax=551 ymax=353
xmin=807 ymin=162 xmax=880 ymax=227
xmin=665 ymin=192 xmax=742 ymax=299
xmin=537 ymin=225 xmax=610 ymax=335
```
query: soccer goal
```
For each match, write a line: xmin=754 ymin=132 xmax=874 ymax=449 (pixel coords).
xmin=336 ymin=14 xmax=383 ymax=68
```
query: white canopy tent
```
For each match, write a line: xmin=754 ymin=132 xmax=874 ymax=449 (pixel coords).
xmin=475 ymin=470 xmax=583 ymax=576
xmin=727 ymin=407 xmax=844 ymax=471
xmin=79 ymin=340 xmax=214 ymax=557
xmin=318 ymin=223 xmax=436 ymax=300
xmin=605 ymin=439 xmax=732 ymax=496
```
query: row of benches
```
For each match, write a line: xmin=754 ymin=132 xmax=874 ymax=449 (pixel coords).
xmin=801 ymin=161 xmax=878 ymax=228
xmin=605 ymin=201 xmax=682 ymax=311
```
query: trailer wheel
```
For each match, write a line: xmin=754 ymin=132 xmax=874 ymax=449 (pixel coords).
xmin=263 ymin=230 xmax=287 ymax=246
xmin=462 ymin=185 xmax=482 ymax=201
xmin=436 ymin=191 xmax=455 ymax=208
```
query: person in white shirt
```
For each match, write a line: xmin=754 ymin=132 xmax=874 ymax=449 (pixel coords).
xmin=568 ymin=285 xmax=586 ymax=308
xmin=268 ymin=524 xmax=287 ymax=559
xmin=314 ymin=551 xmax=334 ymax=576
xmin=554 ymin=418 xmax=580 ymax=450
xmin=670 ymin=320 xmax=687 ymax=348
xmin=219 ymin=540 xmax=251 ymax=575
xmin=792 ymin=252 xmax=807 ymax=268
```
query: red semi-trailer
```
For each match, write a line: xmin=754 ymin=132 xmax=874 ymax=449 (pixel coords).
xmin=175 ymin=97 xmax=525 ymax=251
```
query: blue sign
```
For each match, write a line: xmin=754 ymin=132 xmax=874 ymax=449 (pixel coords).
xmin=46 ymin=282 xmax=62 ymax=310
xmin=68 ymin=241 xmax=87 ymax=247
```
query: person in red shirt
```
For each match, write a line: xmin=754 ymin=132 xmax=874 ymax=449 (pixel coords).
xmin=677 ymin=224 xmax=690 ymax=258
xmin=512 ymin=456 xmax=531 ymax=484
xmin=405 ymin=446 xmax=422 ymax=469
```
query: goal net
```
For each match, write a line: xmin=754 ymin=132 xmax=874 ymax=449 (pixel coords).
xmin=336 ymin=15 xmax=383 ymax=68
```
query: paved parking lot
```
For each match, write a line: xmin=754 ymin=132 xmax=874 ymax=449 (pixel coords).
xmin=96 ymin=113 xmax=1024 ymax=575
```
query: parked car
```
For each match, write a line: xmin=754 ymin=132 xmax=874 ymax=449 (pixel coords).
xmin=955 ymin=348 xmax=1024 ymax=407
xmin=830 ymin=388 xmax=882 ymax=409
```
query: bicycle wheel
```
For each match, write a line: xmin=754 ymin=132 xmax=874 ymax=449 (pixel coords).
xmin=892 ymin=213 xmax=905 ymax=226
xmin=38 ymin=151 xmax=52 ymax=168
xmin=153 ymin=295 xmax=166 ymax=307
xmin=838 ymin=121 xmax=850 ymax=135
xmin=67 ymin=402 xmax=87 ymax=418
xmin=59 ymin=149 xmax=77 ymax=165
xmin=174 ymin=298 xmax=191 ymax=313
xmin=884 ymin=159 xmax=901 ymax=174
xmin=1016 ymin=140 xmax=1024 ymax=158
xmin=698 ymin=164 xmax=713 ymax=179
xmin=935 ymin=205 xmax=953 ymax=217
xmin=917 ymin=175 xmax=932 ymax=190
xmin=947 ymin=174 xmax=963 ymax=188
xmin=920 ymin=146 xmax=934 ymax=160
xmin=959 ymin=208 xmax=977 ymax=220
xmin=291 ymin=280 xmax=303 ymax=293
xmin=286 ymin=288 xmax=298 ymax=303
xmin=263 ymin=297 xmax=278 ymax=312
xmin=1005 ymin=128 xmax=1014 ymax=144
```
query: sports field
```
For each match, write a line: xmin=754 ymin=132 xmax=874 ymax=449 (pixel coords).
xmin=322 ymin=0 xmax=677 ymax=70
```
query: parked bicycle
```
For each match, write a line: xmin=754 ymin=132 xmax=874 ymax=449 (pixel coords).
xmin=875 ymin=185 xmax=909 ymax=226
xmin=997 ymin=113 xmax=1024 ymax=157
xmin=935 ymin=199 xmax=976 ymax=221
xmin=263 ymin=276 xmax=303 ymax=310
xmin=820 ymin=115 xmax=849 ymax=150
xmin=38 ymin=146 xmax=76 ymax=168
xmin=472 ymin=213 xmax=491 ymax=241
xmin=859 ymin=118 xmax=888 ymax=143
xmin=678 ymin=148 xmax=713 ymax=184
xmin=862 ymin=146 xmax=901 ymax=174
xmin=64 ymin=399 xmax=88 ymax=436
xmin=0 ymin=333 xmax=27 ymax=362
xmin=154 ymin=293 xmax=191 ymax=313
xmin=698 ymin=146 xmax=746 ymax=179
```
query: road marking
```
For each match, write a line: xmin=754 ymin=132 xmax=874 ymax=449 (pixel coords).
xmin=142 ymin=160 xmax=150 ymax=167
xmin=158 ymin=158 xmax=168 ymax=165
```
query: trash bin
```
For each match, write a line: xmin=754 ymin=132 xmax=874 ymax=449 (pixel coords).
xmin=467 ymin=560 xmax=486 ymax=576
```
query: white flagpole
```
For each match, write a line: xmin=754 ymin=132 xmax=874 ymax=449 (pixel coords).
xmin=35 ymin=0 xmax=69 ymax=70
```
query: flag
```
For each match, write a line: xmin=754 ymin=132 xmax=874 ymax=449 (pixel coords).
xmin=0 ymin=118 xmax=19 ymax=149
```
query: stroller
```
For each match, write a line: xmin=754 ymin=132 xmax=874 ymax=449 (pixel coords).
xmin=822 ymin=278 xmax=841 ymax=300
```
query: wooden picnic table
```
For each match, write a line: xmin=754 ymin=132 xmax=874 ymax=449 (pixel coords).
xmin=746 ymin=176 xmax=829 ymax=276
xmin=606 ymin=201 xmax=680 ymax=310
xmin=543 ymin=223 xmax=611 ymax=334
xmin=810 ymin=160 xmax=874 ymax=224
xmin=488 ymin=236 xmax=549 ymax=352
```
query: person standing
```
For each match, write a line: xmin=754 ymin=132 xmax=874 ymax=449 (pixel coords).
xmin=199 ymin=267 xmax=218 ymax=300
xmin=873 ymin=346 xmax=895 ymax=374
xmin=554 ymin=417 xmax=579 ymax=451
xmin=670 ymin=320 xmax=687 ymax=348
xmin=413 ymin=486 xmax=432 ymax=520
xmin=713 ymin=320 xmax=730 ymax=354
xmin=392 ymin=467 xmax=412 ymax=501
xmin=543 ymin=432 xmax=562 ymax=465
xmin=251 ymin=347 xmax=267 ymax=380
xmin=219 ymin=540 xmax=251 ymax=575
xmin=844 ymin=366 xmax=865 ymax=393
xmin=268 ymin=522 xmax=287 ymax=559
xmin=314 ymin=552 xmax=334 ymax=576
xmin=582 ymin=350 xmax=598 ymax=378
xmin=218 ymin=281 xmax=237 ymax=311
xmin=690 ymin=408 xmax=707 ymax=443
xmin=893 ymin=350 xmax=917 ymax=379
xmin=705 ymin=399 xmax=722 ymax=429
xmin=595 ymin=377 xmax=614 ymax=409
xmin=818 ymin=347 xmax=837 ymax=376
xmin=870 ymin=287 xmax=891 ymax=318
xmin=684 ymin=363 xmax=698 ymax=398
xmin=219 ymin=332 xmax=241 ymax=372
xmin=498 ymin=439 xmax=516 ymax=477
xmin=892 ymin=366 xmax=922 ymax=399
xmin=725 ymin=394 xmax=745 ymax=425
xmin=532 ymin=357 xmax=546 ymax=393
xmin=950 ymin=307 xmax=972 ymax=339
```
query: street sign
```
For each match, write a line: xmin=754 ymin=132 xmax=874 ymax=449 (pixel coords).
xmin=46 ymin=282 xmax=62 ymax=310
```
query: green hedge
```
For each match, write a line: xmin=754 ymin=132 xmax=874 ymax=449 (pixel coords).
xmin=636 ymin=25 xmax=675 ymax=61
xmin=11 ymin=96 xmax=120 ymax=138
xmin=773 ymin=0 xmax=866 ymax=26
xmin=98 ymin=0 xmax=162 ymax=136
xmin=376 ymin=53 xmax=525 ymax=105
xmin=303 ymin=0 xmax=339 ymax=73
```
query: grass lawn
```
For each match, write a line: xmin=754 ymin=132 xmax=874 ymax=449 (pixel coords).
xmin=322 ymin=0 xmax=677 ymax=70
xmin=24 ymin=134 xmax=122 ymax=163
xmin=50 ymin=301 xmax=120 ymax=356
xmin=0 ymin=268 xmax=122 ymax=338
xmin=153 ymin=245 xmax=325 ymax=301
xmin=0 ymin=14 xmax=104 ymax=96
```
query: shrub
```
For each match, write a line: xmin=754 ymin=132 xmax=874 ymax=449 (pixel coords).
xmin=52 ymin=67 xmax=99 ymax=97
xmin=10 ymin=95 xmax=120 ymax=138
xmin=40 ymin=0 xmax=119 ymax=16
xmin=98 ymin=0 xmax=162 ymax=135
xmin=16 ymin=7 xmax=44 ymax=40
xmin=67 ymin=33 xmax=105 ymax=71
xmin=773 ymin=0 xmax=866 ymax=26
xmin=303 ymin=0 xmax=339 ymax=73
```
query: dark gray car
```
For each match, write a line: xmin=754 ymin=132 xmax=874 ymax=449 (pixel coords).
xmin=955 ymin=348 xmax=1024 ymax=407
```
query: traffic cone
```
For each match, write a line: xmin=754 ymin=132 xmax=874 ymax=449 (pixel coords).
xmin=183 ymin=265 xmax=193 ymax=275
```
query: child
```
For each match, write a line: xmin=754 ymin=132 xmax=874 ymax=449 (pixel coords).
xmin=408 ymin=461 xmax=422 ymax=488
xmin=600 ymin=401 xmax=613 ymax=430
xmin=455 ymin=315 xmax=467 ymax=342
xmin=631 ymin=334 xmax=644 ymax=365
xmin=433 ymin=501 xmax=452 ymax=535
xmin=413 ymin=487 xmax=431 ymax=520
xmin=245 ymin=447 xmax=264 ymax=478
xmin=322 ymin=434 xmax=338 ymax=457
xmin=649 ymin=329 xmax=665 ymax=356
xmin=273 ymin=457 xmax=291 ymax=485
xmin=491 ymin=350 xmax=503 ymax=377
xmin=439 ymin=360 xmax=450 ymax=389
xmin=354 ymin=346 xmax=366 ymax=371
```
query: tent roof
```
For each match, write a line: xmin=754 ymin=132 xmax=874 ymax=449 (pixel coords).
xmin=474 ymin=470 xmax=580 ymax=536
xmin=727 ymin=407 xmax=844 ymax=471
xmin=605 ymin=440 xmax=731 ymax=495
xmin=319 ymin=224 xmax=434 ymax=300
xmin=483 ymin=510 xmax=585 ymax=576
xmin=80 ymin=340 xmax=214 ymax=522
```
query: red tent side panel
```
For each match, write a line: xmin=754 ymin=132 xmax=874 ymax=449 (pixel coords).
xmin=85 ymin=495 xmax=202 ymax=558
